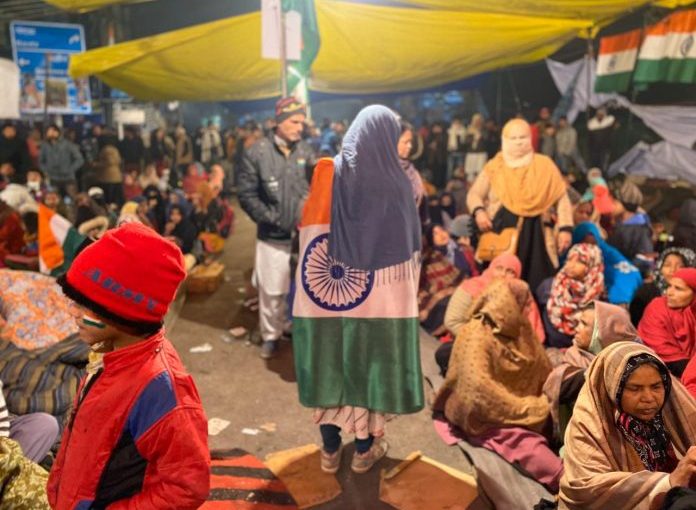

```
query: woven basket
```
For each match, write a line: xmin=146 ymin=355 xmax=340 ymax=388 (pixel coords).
xmin=187 ymin=262 xmax=225 ymax=294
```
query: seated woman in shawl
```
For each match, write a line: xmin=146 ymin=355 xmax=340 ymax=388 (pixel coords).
xmin=467 ymin=119 xmax=573 ymax=293
xmin=430 ymin=192 xmax=457 ymax=228
xmin=560 ymin=342 xmax=696 ymax=510
xmin=573 ymin=221 xmax=642 ymax=306
xmin=435 ymin=279 xmax=562 ymax=491
xmin=293 ymin=106 xmax=423 ymax=475
xmin=630 ymin=247 xmax=696 ymax=325
xmin=182 ymin=162 xmax=208 ymax=197
xmin=192 ymin=182 xmax=222 ymax=234
xmin=638 ymin=268 xmax=696 ymax=378
xmin=418 ymin=224 xmax=474 ymax=336
xmin=543 ymin=302 xmax=638 ymax=442
xmin=164 ymin=204 xmax=198 ymax=254
xmin=143 ymin=185 xmax=167 ymax=233
xmin=437 ymin=253 xmax=544 ymax=375
xmin=544 ymin=243 xmax=605 ymax=348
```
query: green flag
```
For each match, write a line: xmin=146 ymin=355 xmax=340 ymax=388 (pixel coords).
xmin=283 ymin=0 xmax=320 ymax=95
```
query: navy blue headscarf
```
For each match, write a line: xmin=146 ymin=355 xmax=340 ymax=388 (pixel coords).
xmin=328 ymin=105 xmax=421 ymax=271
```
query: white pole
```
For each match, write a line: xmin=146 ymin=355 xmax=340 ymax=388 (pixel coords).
xmin=279 ymin=4 xmax=288 ymax=97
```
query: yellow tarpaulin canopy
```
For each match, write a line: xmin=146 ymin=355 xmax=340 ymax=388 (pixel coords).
xmin=71 ymin=12 xmax=282 ymax=101
xmin=68 ymin=0 xmax=689 ymax=101
xmin=398 ymin=0 xmax=694 ymax=19
xmin=43 ymin=0 xmax=150 ymax=12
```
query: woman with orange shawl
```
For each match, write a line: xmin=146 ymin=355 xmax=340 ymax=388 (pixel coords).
xmin=467 ymin=119 xmax=573 ymax=292
xmin=560 ymin=342 xmax=696 ymax=510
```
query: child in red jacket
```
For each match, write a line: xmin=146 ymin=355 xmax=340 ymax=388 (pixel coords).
xmin=48 ymin=222 xmax=210 ymax=510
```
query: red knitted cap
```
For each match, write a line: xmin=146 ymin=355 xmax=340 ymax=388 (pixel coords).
xmin=60 ymin=223 xmax=186 ymax=328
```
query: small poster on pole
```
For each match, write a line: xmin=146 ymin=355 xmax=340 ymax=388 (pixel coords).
xmin=0 ymin=58 xmax=21 ymax=119
xmin=261 ymin=0 xmax=301 ymax=61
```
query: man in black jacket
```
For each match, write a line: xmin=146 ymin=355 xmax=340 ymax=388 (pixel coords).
xmin=0 ymin=123 xmax=31 ymax=185
xmin=238 ymin=97 xmax=314 ymax=359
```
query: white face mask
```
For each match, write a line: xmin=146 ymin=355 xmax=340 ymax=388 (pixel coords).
xmin=27 ymin=181 xmax=41 ymax=191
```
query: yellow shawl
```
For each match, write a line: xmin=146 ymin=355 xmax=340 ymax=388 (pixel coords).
xmin=484 ymin=152 xmax=568 ymax=218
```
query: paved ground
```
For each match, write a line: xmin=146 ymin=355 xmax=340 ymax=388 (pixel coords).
xmin=168 ymin=203 xmax=475 ymax=509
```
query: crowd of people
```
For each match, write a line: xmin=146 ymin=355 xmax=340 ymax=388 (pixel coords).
xmin=0 ymin=95 xmax=695 ymax=509
xmin=409 ymin=112 xmax=696 ymax=508
xmin=0 ymin=119 xmax=256 ymax=267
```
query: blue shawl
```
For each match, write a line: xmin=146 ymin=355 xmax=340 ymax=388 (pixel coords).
xmin=572 ymin=222 xmax=642 ymax=305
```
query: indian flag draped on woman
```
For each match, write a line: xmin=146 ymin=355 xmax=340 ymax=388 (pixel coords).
xmin=293 ymin=105 xmax=424 ymax=443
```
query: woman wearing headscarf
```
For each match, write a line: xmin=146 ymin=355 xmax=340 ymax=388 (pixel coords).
xmin=143 ymin=185 xmax=166 ymax=233
xmin=164 ymin=204 xmax=198 ymax=254
xmin=182 ymin=162 xmax=207 ymax=197
xmin=398 ymin=120 xmax=428 ymax=226
xmin=418 ymin=224 xmax=472 ymax=336
xmin=544 ymin=302 xmax=638 ymax=441
xmin=167 ymin=188 xmax=193 ymax=221
xmin=638 ymin=268 xmax=696 ymax=378
xmin=439 ymin=253 xmax=544 ymax=374
xmin=192 ymin=181 xmax=222 ymax=234
xmin=435 ymin=279 xmax=561 ymax=490
xmin=546 ymin=244 xmax=605 ymax=346
xmin=293 ymin=105 xmax=422 ymax=475
xmin=559 ymin=342 xmax=696 ymax=510
xmin=572 ymin=221 xmax=643 ymax=305
xmin=467 ymin=119 xmax=573 ymax=293
xmin=630 ymin=247 xmax=696 ymax=325
xmin=582 ymin=168 xmax=615 ymax=218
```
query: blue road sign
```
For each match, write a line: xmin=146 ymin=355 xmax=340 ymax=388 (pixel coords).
xmin=10 ymin=21 xmax=91 ymax=115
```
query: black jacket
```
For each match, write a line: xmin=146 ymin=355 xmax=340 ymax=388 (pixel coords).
xmin=0 ymin=135 xmax=31 ymax=183
xmin=238 ymin=134 xmax=313 ymax=243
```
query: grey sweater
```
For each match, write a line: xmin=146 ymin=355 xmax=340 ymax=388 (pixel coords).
xmin=40 ymin=138 xmax=84 ymax=182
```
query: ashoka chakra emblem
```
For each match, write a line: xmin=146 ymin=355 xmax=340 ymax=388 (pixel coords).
xmin=301 ymin=233 xmax=374 ymax=311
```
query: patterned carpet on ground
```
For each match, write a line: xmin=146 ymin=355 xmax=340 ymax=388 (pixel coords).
xmin=202 ymin=449 xmax=298 ymax=510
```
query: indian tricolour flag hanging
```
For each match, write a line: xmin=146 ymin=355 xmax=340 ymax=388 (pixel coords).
xmin=39 ymin=204 xmax=85 ymax=276
xmin=595 ymin=28 xmax=642 ymax=93
xmin=634 ymin=9 xmax=696 ymax=85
